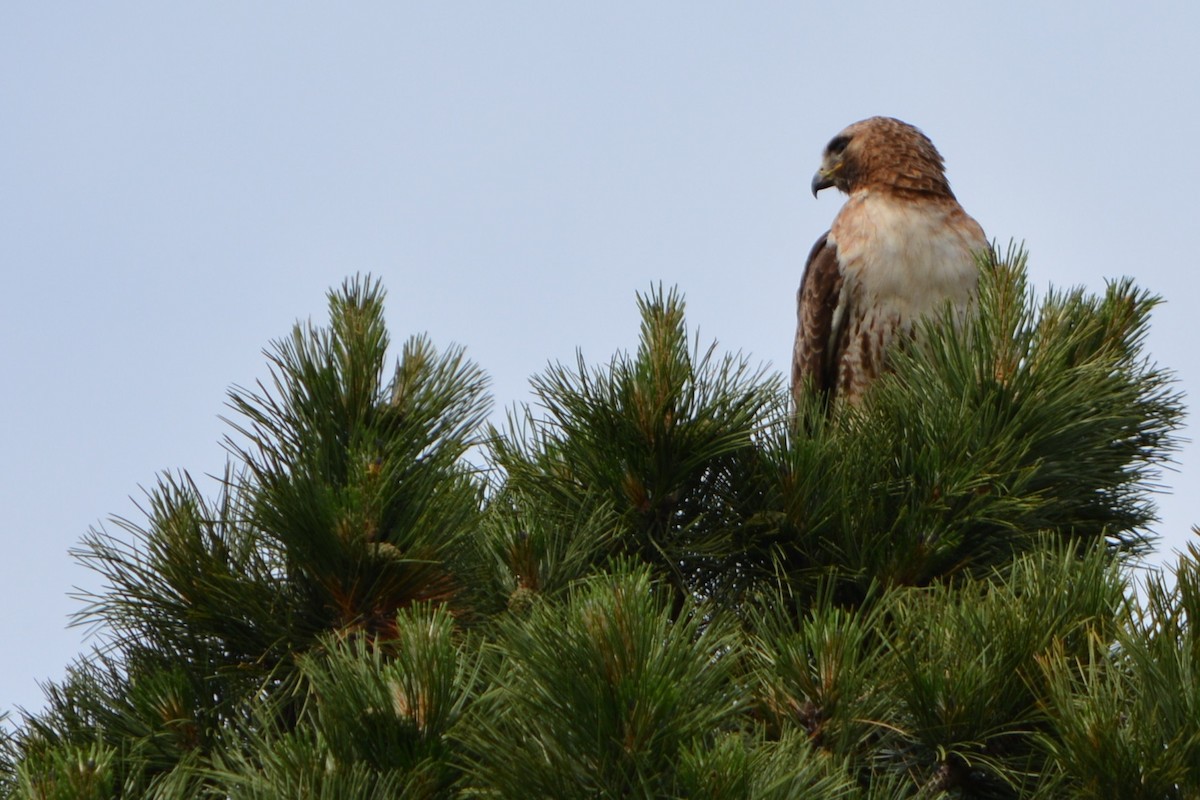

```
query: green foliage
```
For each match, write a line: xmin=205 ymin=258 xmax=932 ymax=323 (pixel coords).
xmin=673 ymin=730 xmax=860 ymax=799
xmin=877 ymin=542 xmax=1125 ymax=796
xmin=745 ymin=582 xmax=893 ymax=761
xmin=480 ymin=492 xmax=619 ymax=611
xmin=743 ymin=541 xmax=1132 ymax=798
xmin=463 ymin=565 xmax=744 ymax=797
xmin=206 ymin=603 xmax=478 ymax=798
xmin=490 ymin=285 xmax=781 ymax=609
xmin=1034 ymin=542 xmax=1200 ymax=798
xmin=758 ymin=247 xmax=1180 ymax=605
xmin=2 ymin=252 xmax=1194 ymax=798
xmin=12 ymin=742 xmax=117 ymax=800
xmin=223 ymin=276 xmax=493 ymax=633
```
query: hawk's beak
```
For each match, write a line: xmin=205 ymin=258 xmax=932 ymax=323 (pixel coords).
xmin=811 ymin=170 xmax=834 ymax=198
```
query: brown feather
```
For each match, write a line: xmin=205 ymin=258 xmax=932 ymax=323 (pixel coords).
xmin=834 ymin=117 xmax=954 ymax=199
xmin=792 ymin=232 xmax=845 ymax=405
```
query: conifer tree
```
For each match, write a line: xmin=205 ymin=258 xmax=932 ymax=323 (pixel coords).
xmin=2 ymin=251 xmax=1195 ymax=799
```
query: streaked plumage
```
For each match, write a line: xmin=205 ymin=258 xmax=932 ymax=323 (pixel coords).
xmin=792 ymin=116 xmax=988 ymax=407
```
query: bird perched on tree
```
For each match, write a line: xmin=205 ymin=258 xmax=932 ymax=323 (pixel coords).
xmin=792 ymin=116 xmax=988 ymax=409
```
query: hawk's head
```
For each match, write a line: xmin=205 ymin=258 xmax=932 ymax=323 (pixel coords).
xmin=811 ymin=116 xmax=954 ymax=199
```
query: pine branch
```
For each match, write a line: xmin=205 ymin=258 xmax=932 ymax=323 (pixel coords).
xmin=761 ymin=244 xmax=1184 ymax=604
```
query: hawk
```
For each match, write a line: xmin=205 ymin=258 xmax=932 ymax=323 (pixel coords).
xmin=792 ymin=116 xmax=987 ymax=408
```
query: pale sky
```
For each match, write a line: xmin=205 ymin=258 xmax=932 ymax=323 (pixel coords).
xmin=4 ymin=3 xmax=1198 ymax=718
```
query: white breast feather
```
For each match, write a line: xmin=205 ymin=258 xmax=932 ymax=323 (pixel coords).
xmin=824 ymin=192 xmax=985 ymax=399
xmin=831 ymin=193 xmax=983 ymax=328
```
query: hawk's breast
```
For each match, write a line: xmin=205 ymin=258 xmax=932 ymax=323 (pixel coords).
xmin=826 ymin=192 xmax=986 ymax=399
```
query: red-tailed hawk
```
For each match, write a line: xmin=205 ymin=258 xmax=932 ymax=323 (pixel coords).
xmin=792 ymin=117 xmax=987 ymax=408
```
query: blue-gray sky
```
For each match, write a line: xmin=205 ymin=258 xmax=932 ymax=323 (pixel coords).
xmin=3 ymin=3 xmax=1198 ymax=717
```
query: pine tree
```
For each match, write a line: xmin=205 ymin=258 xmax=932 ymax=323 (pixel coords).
xmin=2 ymin=250 xmax=1195 ymax=799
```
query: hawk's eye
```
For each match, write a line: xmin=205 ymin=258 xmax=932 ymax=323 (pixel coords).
xmin=827 ymin=135 xmax=851 ymax=155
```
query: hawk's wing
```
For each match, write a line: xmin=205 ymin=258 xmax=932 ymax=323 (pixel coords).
xmin=792 ymin=231 xmax=849 ymax=403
